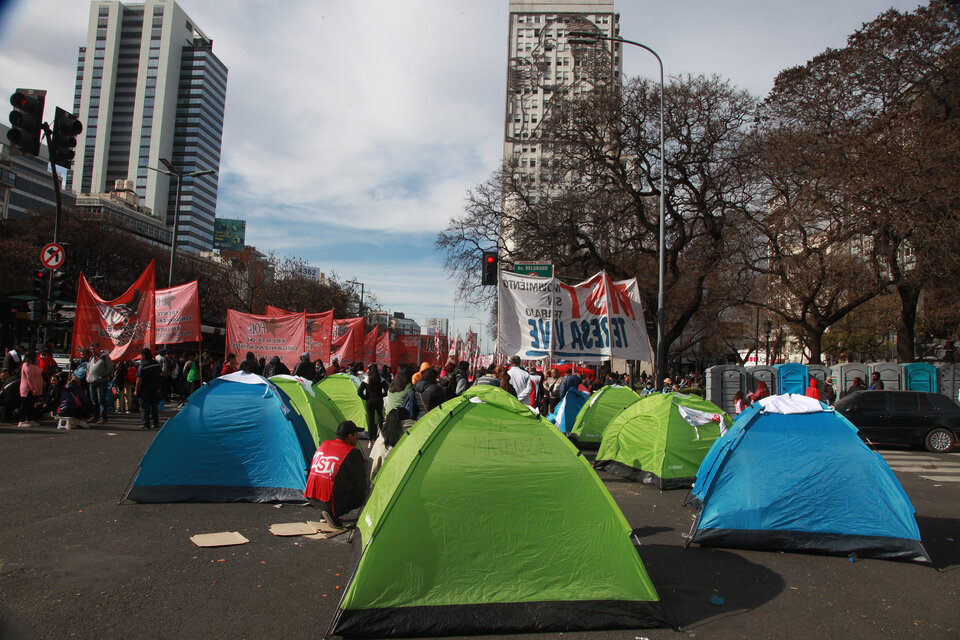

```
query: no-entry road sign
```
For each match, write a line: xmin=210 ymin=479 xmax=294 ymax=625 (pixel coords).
xmin=41 ymin=242 xmax=65 ymax=270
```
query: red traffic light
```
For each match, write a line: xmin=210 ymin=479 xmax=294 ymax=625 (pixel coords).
xmin=485 ymin=255 xmax=495 ymax=264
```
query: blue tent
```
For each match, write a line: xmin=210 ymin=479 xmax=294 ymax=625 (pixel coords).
xmin=547 ymin=389 xmax=589 ymax=434
xmin=689 ymin=395 xmax=930 ymax=563
xmin=126 ymin=372 xmax=316 ymax=503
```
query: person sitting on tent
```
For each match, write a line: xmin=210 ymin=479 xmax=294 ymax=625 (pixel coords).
xmin=369 ymin=408 xmax=405 ymax=482
xmin=748 ymin=380 xmax=770 ymax=404
xmin=305 ymin=421 xmax=369 ymax=528
xmin=805 ymin=378 xmax=821 ymax=401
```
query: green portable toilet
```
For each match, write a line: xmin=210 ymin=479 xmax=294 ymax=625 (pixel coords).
xmin=328 ymin=386 xmax=669 ymax=637
xmin=313 ymin=373 xmax=366 ymax=432
xmin=569 ymin=385 xmax=641 ymax=445
xmin=269 ymin=375 xmax=344 ymax=446
xmin=595 ymin=392 xmax=732 ymax=489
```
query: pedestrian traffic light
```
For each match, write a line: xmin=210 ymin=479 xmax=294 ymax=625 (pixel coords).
xmin=7 ymin=89 xmax=46 ymax=156
xmin=481 ymin=251 xmax=498 ymax=286
xmin=49 ymin=270 xmax=66 ymax=301
xmin=32 ymin=269 xmax=47 ymax=298
xmin=50 ymin=107 xmax=83 ymax=168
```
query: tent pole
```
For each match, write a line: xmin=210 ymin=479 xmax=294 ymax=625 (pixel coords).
xmin=117 ymin=465 xmax=140 ymax=505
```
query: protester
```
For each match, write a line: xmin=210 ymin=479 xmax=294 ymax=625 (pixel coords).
xmin=543 ymin=368 xmax=562 ymax=411
xmin=114 ymin=361 xmax=134 ymax=414
xmin=733 ymin=390 xmax=748 ymax=414
xmin=822 ymin=377 xmax=837 ymax=405
xmin=328 ymin=358 xmax=341 ymax=375
xmin=414 ymin=367 xmax=446 ymax=414
xmin=507 ymin=356 xmax=532 ymax=406
xmin=348 ymin=362 xmax=364 ymax=386
xmin=57 ymin=375 xmax=91 ymax=426
xmin=451 ymin=361 xmax=471 ymax=397
xmin=304 ymin=421 xmax=368 ymax=528
xmin=805 ymin=378 xmax=821 ymax=401
xmin=37 ymin=348 xmax=59 ymax=385
xmin=220 ymin=353 xmax=239 ymax=376
xmin=411 ymin=361 xmax=430 ymax=385
xmin=473 ymin=365 xmax=500 ymax=387
xmin=2 ymin=346 xmax=23 ymax=376
xmin=293 ymin=352 xmax=316 ymax=380
xmin=528 ymin=367 xmax=544 ymax=410
xmin=136 ymin=347 xmax=162 ymax=430
xmin=262 ymin=355 xmax=290 ymax=378
xmin=380 ymin=365 xmax=392 ymax=385
xmin=315 ymin=359 xmax=327 ymax=382
xmin=239 ymin=351 xmax=259 ymax=374
xmin=384 ymin=363 xmax=414 ymax=414
xmin=18 ymin=351 xmax=43 ymax=427
xmin=86 ymin=343 xmax=114 ymax=424
xmin=496 ymin=366 xmax=517 ymax=397
xmin=846 ymin=377 xmax=867 ymax=396
xmin=868 ymin=372 xmax=885 ymax=390
xmin=357 ymin=364 xmax=388 ymax=441
xmin=640 ymin=379 xmax=657 ymax=397
xmin=369 ymin=408 xmax=404 ymax=482
xmin=557 ymin=371 xmax=582 ymax=401
xmin=41 ymin=372 xmax=65 ymax=418
xmin=748 ymin=380 xmax=771 ymax=404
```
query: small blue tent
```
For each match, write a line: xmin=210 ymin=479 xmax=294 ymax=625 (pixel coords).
xmin=547 ymin=389 xmax=589 ymax=433
xmin=125 ymin=372 xmax=316 ymax=503
xmin=689 ymin=394 xmax=930 ymax=563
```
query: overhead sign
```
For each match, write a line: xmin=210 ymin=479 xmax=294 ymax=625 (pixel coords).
xmin=213 ymin=218 xmax=246 ymax=251
xmin=513 ymin=261 xmax=553 ymax=277
xmin=41 ymin=242 xmax=65 ymax=269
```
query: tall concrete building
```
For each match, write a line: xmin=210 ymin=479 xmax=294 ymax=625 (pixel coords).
xmin=70 ymin=0 xmax=227 ymax=253
xmin=504 ymin=1 xmax=621 ymax=191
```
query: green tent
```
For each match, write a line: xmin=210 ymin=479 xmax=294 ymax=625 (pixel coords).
xmin=329 ymin=385 xmax=668 ymax=637
xmin=595 ymin=392 xmax=732 ymax=489
xmin=568 ymin=385 xmax=641 ymax=445
xmin=269 ymin=375 xmax=344 ymax=447
xmin=313 ymin=373 xmax=365 ymax=432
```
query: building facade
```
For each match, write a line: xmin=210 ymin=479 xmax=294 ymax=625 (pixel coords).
xmin=0 ymin=125 xmax=77 ymax=221
xmin=70 ymin=0 xmax=227 ymax=253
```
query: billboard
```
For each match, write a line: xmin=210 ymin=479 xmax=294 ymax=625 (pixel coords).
xmin=213 ymin=218 xmax=246 ymax=251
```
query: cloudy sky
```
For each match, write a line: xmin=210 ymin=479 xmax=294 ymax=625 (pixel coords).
xmin=0 ymin=0 xmax=923 ymax=344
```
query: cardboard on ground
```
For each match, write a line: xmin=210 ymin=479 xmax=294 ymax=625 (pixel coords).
xmin=305 ymin=520 xmax=347 ymax=539
xmin=190 ymin=531 xmax=250 ymax=547
xmin=269 ymin=522 xmax=321 ymax=536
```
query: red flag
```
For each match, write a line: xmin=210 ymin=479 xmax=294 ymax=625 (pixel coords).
xmin=396 ymin=334 xmax=420 ymax=366
xmin=332 ymin=318 xmax=364 ymax=365
xmin=376 ymin=331 xmax=393 ymax=367
xmin=226 ymin=309 xmax=305 ymax=371
xmin=155 ymin=281 xmax=201 ymax=345
xmin=363 ymin=327 xmax=378 ymax=364
xmin=266 ymin=305 xmax=334 ymax=364
xmin=72 ymin=261 xmax=155 ymax=361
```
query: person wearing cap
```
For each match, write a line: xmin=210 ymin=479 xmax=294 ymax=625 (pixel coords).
xmin=661 ymin=377 xmax=675 ymax=394
xmin=822 ymin=377 xmax=837 ymax=405
xmin=304 ymin=421 xmax=369 ymax=528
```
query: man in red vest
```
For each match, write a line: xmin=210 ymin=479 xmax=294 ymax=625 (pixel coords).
xmin=305 ymin=421 xmax=368 ymax=527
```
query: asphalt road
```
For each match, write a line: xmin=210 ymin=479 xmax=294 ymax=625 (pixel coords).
xmin=1 ymin=411 xmax=958 ymax=640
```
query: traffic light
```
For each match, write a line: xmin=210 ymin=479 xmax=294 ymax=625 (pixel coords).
xmin=49 ymin=270 xmax=66 ymax=302
xmin=50 ymin=107 xmax=83 ymax=168
xmin=7 ymin=89 xmax=46 ymax=156
xmin=481 ymin=251 xmax=498 ymax=285
xmin=33 ymin=269 xmax=47 ymax=298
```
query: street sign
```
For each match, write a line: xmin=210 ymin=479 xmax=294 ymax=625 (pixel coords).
xmin=513 ymin=261 xmax=553 ymax=277
xmin=40 ymin=242 xmax=65 ymax=269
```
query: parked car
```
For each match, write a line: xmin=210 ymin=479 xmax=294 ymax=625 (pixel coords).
xmin=834 ymin=390 xmax=960 ymax=453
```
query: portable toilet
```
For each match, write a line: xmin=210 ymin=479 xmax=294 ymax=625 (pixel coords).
xmin=834 ymin=363 xmax=869 ymax=398
xmin=746 ymin=366 xmax=778 ymax=396
xmin=903 ymin=362 xmax=939 ymax=393
xmin=938 ymin=364 xmax=960 ymax=400
xmin=870 ymin=362 xmax=902 ymax=390
xmin=807 ymin=365 xmax=829 ymax=386
xmin=775 ymin=363 xmax=808 ymax=394
xmin=705 ymin=365 xmax=746 ymax=414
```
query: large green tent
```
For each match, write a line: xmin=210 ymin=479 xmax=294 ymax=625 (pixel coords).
xmin=568 ymin=385 xmax=641 ymax=445
xmin=329 ymin=385 xmax=668 ymax=637
xmin=269 ymin=375 xmax=344 ymax=446
xmin=313 ymin=373 xmax=365 ymax=432
xmin=595 ymin=392 xmax=731 ymax=489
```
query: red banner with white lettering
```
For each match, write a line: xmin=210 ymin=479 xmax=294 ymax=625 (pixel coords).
xmin=266 ymin=305 xmax=334 ymax=364
xmin=376 ymin=331 xmax=393 ymax=367
xmin=419 ymin=335 xmax=448 ymax=368
xmin=395 ymin=334 xmax=420 ymax=366
xmin=363 ymin=328 xmax=378 ymax=365
xmin=154 ymin=281 xmax=201 ymax=345
xmin=331 ymin=318 xmax=364 ymax=365
xmin=71 ymin=261 xmax=155 ymax=362
xmin=226 ymin=309 xmax=305 ymax=371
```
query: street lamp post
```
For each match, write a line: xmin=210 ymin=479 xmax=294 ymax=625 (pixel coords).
xmin=147 ymin=158 xmax=216 ymax=287
xmin=468 ymin=315 xmax=484 ymax=354
xmin=347 ymin=280 xmax=365 ymax=318
xmin=569 ymin=30 xmax=667 ymax=386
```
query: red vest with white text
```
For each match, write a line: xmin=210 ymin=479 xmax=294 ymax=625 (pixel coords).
xmin=304 ymin=439 xmax=356 ymax=503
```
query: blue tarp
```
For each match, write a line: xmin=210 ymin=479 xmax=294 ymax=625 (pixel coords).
xmin=689 ymin=397 xmax=930 ymax=563
xmin=126 ymin=372 xmax=316 ymax=503
xmin=548 ymin=390 xmax=589 ymax=434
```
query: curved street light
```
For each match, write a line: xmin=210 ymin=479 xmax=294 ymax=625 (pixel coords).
xmin=569 ymin=30 xmax=667 ymax=387
xmin=147 ymin=158 xmax=216 ymax=287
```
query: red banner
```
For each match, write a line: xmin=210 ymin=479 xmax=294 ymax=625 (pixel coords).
xmin=155 ymin=281 xmax=201 ymax=345
xmin=266 ymin=305 xmax=334 ymax=364
xmin=395 ymin=334 xmax=420 ymax=366
xmin=331 ymin=318 xmax=364 ymax=365
xmin=363 ymin=328 xmax=378 ymax=365
xmin=376 ymin=331 xmax=393 ymax=367
xmin=419 ymin=335 xmax=448 ymax=368
xmin=71 ymin=261 xmax=155 ymax=362
xmin=226 ymin=309 xmax=305 ymax=371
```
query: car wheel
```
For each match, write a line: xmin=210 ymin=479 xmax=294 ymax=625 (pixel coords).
xmin=924 ymin=428 xmax=956 ymax=453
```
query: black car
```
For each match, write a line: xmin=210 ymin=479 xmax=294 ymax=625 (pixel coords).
xmin=834 ymin=390 xmax=960 ymax=453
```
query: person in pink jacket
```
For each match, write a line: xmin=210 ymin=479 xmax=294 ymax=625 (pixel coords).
xmin=18 ymin=351 xmax=44 ymax=427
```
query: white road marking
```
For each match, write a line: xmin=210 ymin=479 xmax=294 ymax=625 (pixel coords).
xmin=918 ymin=475 xmax=960 ymax=482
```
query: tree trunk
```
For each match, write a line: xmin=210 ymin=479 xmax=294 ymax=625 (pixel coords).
xmin=895 ymin=282 xmax=921 ymax=363
xmin=803 ymin=330 xmax=824 ymax=364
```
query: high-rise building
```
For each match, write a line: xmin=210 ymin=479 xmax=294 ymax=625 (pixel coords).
xmin=70 ymin=0 xmax=227 ymax=253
